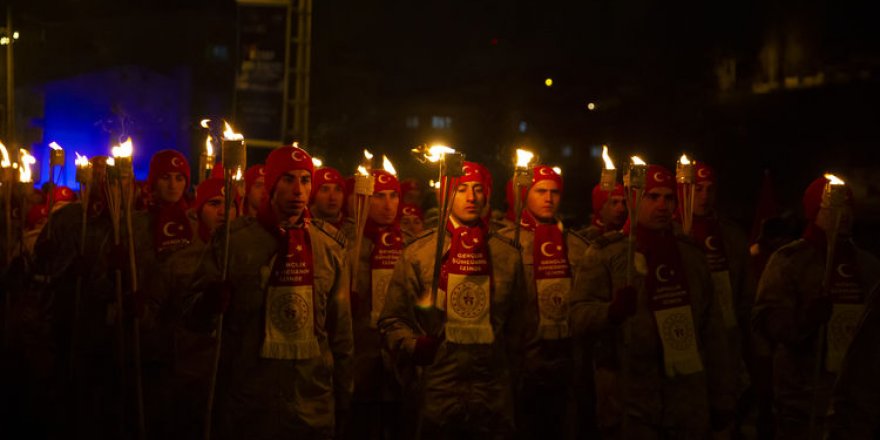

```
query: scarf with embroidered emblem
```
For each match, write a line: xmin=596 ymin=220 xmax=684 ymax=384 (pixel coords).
xmin=690 ymin=215 xmax=737 ymax=329
xmin=521 ymin=210 xmax=571 ymax=339
xmin=438 ymin=218 xmax=494 ymax=344
xmin=154 ymin=200 xmax=193 ymax=254
xmin=363 ymin=218 xmax=404 ymax=327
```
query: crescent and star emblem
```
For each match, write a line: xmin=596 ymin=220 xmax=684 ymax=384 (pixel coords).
xmin=655 ymin=264 xmax=674 ymax=282
xmin=653 ymin=172 xmax=666 ymax=183
xmin=291 ymin=151 xmax=305 ymax=162
xmin=462 ymin=165 xmax=473 ymax=176
xmin=171 ymin=157 xmax=183 ymax=168
xmin=540 ymin=241 xmax=557 ymax=257
xmin=460 ymin=231 xmax=477 ymax=249
xmin=705 ymin=236 xmax=719 ymax=251
xmin=323 ymin=171 xmax=333 ymax=181
xmin=162 ymin=222 xmax=179 ymax=237
xmin=539 ymin=167 xmax=552 ymax=176
xmin=403 ymin=207 xmax=414 ymax=215
xmin=258 ymin=167 xmax=266 ymax=176
xmin=378 ymin=174 xmax=391 ymax=184
xmin=380 ymin=232 xmax=394 ymax=247
xmin=697 ymin=168 xmax=710 ymax=178
xmin=837 ymin=264 xmax=855 ymax=278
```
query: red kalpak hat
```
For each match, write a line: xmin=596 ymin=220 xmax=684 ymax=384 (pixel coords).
xmin=147 ymin=149 xmax=190 ymax=190
xmin=802 ymin=175 xmax=854 ymax=221
xmin=311 ymin=166 xmax=344 ymax=199
xmin=644 ymin=164 xmax=675 ymax=193
xmin=264 ymin=145 xmax=314 ymax=194
xmin=193 ymin=178 xmax=225 ymax=214
xmin=371 ymin=169 xmax=400 ymax=194
xmin=244 ymin=164 xmax=265 ymax=195
xmin=530 ymin=165 xmax=563 ymax=193
xmin=591 ymin=183 xmax=625 ymax=216
xmin=694 ymin=162 xmax=715 ymax=185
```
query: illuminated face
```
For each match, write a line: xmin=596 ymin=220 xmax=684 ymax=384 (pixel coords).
xmin=272 ymin=170 xmax=311 ymax=220
xmin=600 ymin=195 xmax=627 ymax=229
xmin=638 ymin=187 xmax=676 ymax=230
xmin=450 ymin=181 xmax=486 ymax=225
xmin=694 ymin=181 xmax=716 ymax=216
xmin=247 ymin=176 xmax=265 ymax=214
xmin=200 ymin=195 xmax=236 ymax=234
xmin=400 ymin=214 xmax=424 ymax=235
xmin=526 ymin=179 xmax=561 ymax=222
xmin=312 ymin=183 xmax=345 ymax=219
xmin=369 ymin=189 xmax=400 ymax=226
xmin=154 ymin=172 xmax=187 ymax=204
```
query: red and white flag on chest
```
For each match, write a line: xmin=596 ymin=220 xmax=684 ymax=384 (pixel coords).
xmin=438 ymin=219 xmax=494 ymax=344
xmin=364 ymin=220 xmax=404 ymax=327
xmin=521 ymin=210 xmax=572 ymax=339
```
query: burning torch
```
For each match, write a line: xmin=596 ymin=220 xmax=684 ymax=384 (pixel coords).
xmin=512 ymin=148 xmax=535 ymax=247
xmin=69 ymin=152 xmax=93 ymax=379
xmin=676 ymin=154 xmax=696 ymax=235
xmin=199 ymin=119 xmax=216 ymax=185
xmin=45 ymin=142 xmax=66 ymax=238
xmin=623 ymin=156 xmax=647 ymax=285
xmin=1 ymin=141 xmax=14 ymax=265
xmin=350 ymin=149 xmax=376 ymax=288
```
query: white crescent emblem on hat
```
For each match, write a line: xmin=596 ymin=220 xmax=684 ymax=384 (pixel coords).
xmin=378 ymin=174 xmax=391 ymax=184
xmin=403 ymin=207 xmax=414 ymax=215
xmin=653 ymin=172 xmax=666 ymax=183
xmin=463 ymin=165 xmax=473 ymax=176
xmin=163 ymin=222 xmax=178 ymax=237
xmin=655 ymin=264 xmax=673 ymax=282
xmin=697 ymin=168 xmax=710 ymax=178
xmin=837 ymin=264 xmax=854 ymax=278
xmin=705 ymin=236 xmax=719 ymax=251
xmin=291 ymin=150 xmax=305 ymax=162
xmin=220 ymin=187 xmax=225 ymax=196
xmin=380 ymin=232 xmax=394 ymax=247
xmin=258 ymin=167 xmax=266 ymax=176
xmin=171 ymin=157 xmax=183 ymax=168
xmin=540 ymin=241 xmax=556 ymax=257
xmin=62 ymin=188 xmax=71 ymax=197
xmin=539 ymin=167 xmax=552 ymax=176
xmin=324 ymin=171 xmax=333 ymax=181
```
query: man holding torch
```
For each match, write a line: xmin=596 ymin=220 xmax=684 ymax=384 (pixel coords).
xmin=498 ymin=164 xmax=590 ymax=438
xmin=378 ymin=161 xmax=526 ymax=438
xmin=582 ymin=183 xmax=627 ymax=241
xmin=242 ymin=164 xmax=265 ymax=218
xmin=571 ymin=163 xmax=735 ymax=438
xmin=753 ymin=175 xmax=880 ymax=438
xmin=310 ymin=165 xmax=350 ymax=233
xmin=189 ymin=144 xmax=353 ymax=439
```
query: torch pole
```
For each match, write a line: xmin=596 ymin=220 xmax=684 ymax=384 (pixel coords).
xmin=808 ymin=183 xmax=845 ymax=439
xmin=428 ymin=153 xmax=463 ymax=336
xmin=70 ymin=168 xmax=91 ymax=384
xmin=104 ymin=165 xmax=126 ymax=437
xmin=205 ymin=137 xmax=246 ymax=440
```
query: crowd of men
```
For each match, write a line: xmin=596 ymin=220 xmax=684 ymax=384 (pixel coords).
xmin=1 ymin=143 xmax=879 ymax=440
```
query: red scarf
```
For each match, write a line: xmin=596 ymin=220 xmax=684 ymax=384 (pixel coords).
xmin=521 ymin=210 xmax=571 ymax=280
xmin=803 ymin=224 xmax=863 ymax=304
xmin=269 ymin=226 xmax=314 ymax=287
xmin=637 ymin=226 xmax=691 ymax=311
xmin=690 ymin=215 xmax=730 ymax=272
xmin=154 ymin=200 xmax=192 ymax=254
xmin=440 ymin=219 xmax=492 ymax=292
xmin=364 ymin=219 xmax=404 ymax=271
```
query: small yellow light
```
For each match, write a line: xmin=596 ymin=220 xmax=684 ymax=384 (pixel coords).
xmin=825 ymin=173 xmax=845 ymax=186
xmin=679 ymin=154 xmax=691 ymax=165
xmin=75 ymin=152 xmax=90 ymax=168
xmin=515 ymin=148 xmax=534 ymax=168
xmin=587 ymin=102 xmax=596 ymax=111
xmin=544 ymin=78 xmax=553 ymax=87
xmin=552 ymin=166 xmax=562 ymax=175
xmin=312 ymin=157 xmax=323 ymax=168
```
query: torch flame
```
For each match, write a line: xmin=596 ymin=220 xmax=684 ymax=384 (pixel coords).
xmin=363 ymin=149 xmax=374 ymax=161
xmin=205 ymin=136 xmax=214 ymax=156
xmin=75 ymin=152 xmax=90 ymax=168
xmin=601 ymin=145 xmax=615 ymax=170
xmin=429 ymin=179 xmax=441 ymax=189
xmin=111 ymin=137 xmax=134 ymax=158
xmin=106 ymin=157 xmax=116 ymax=167
xmin=552 ymin=166 xmax=562 ymax=175
xmin=19 ymin=148 xmax=36 ymax=183
xmin=425 ymin=145 xmax=456 ymax=163
xmin=631 ymin=155 xmax=646 ymax=166
xmin=825 ymin=173 xmax=845 ymax=186
xmin=223 ymin=122 xmax=244 ymax=141
xmin=357 ymin=166 xmax=369 ymax=176
xmin=679 ymin=154 xmax=691 ymax=165
xmin=233 ymin=168 xmax=243 ymax=181
xmin=515 ymin=148 xmax=535 ymax=169
xmin=383 ymin=155 xmax=397 ymax=175
xmin=200 ymin=118 xmax=211 ymax=128
xmin=312 ymin=157 xmax=323 ymax=168
xmin=0 ymin=141 xmax=10 ymax=168
xmin=49 ymin=141 xmax=63 ymax=151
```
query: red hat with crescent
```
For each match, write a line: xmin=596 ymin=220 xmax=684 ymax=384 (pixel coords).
xmin=244 ymin=164 xmax=265 ymax=195
xmin=52 ymin=185 xmax=77 ymax=203
xmin=371 ymin=169 xmax=400 ymax=194
xmin=644 ymin=164 xmax=675 ymax=193
xmin=311 ymin=167 xmax=344 ymax=199
xmin=591 ymin=183 xmax=625 ymax=216
xmin=26 ymin=204 xmax=49 ymax=230
xmin=530 ymin=165 xmax=563 ymax=193
xmin=694 ymin=162 xmax=715 ymax=184
xmin=148 ymin=149 xmax=191 ymax=190
xmin=193 ymin=178 xmax=226 ymax=214
xmin=264 ymin=144 xmax=314 ymax=194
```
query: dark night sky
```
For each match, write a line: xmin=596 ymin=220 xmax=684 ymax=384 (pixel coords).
xmin=5 ymin=0 xmax=880 ymax=238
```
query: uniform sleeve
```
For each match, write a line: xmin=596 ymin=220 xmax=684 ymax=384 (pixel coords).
xmin=693 ymin=250 xmax=736 ymax=415
xmin=571 ymin=245 xmax=615 ymax=337
xmin=326 ymin=248 xmax=354 ymax=412
xmin=378 ymin=250 xmax=424 ymax=357
xmin=752 ymin=250 xmax=802 ymax=345
xmin=827 ymin=282 xmax=880 ymax=438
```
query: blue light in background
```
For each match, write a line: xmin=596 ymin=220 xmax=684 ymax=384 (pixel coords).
xmin=36 ymin=66 xmax=193 ymax=190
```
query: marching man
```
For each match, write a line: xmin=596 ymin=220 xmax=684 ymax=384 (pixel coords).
xmin=192 ymin=145 xmax=353 ymax=439
xmin=753 ymin=175 xmax=880 ymax=438
xmin=378 ymin=161 xmax=526 ymax=438
xmin=310 ymin=166 xmax=348 ymax=232
xmin=582 ymin=182 xmax=627 ymax=241
xmin=571 ymin=164 xmax=735 ymax=438
xmin=242 ymin=164 xmax=265 ymax=218
xmin=498 ymin=165 xmax=590 ymax=438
